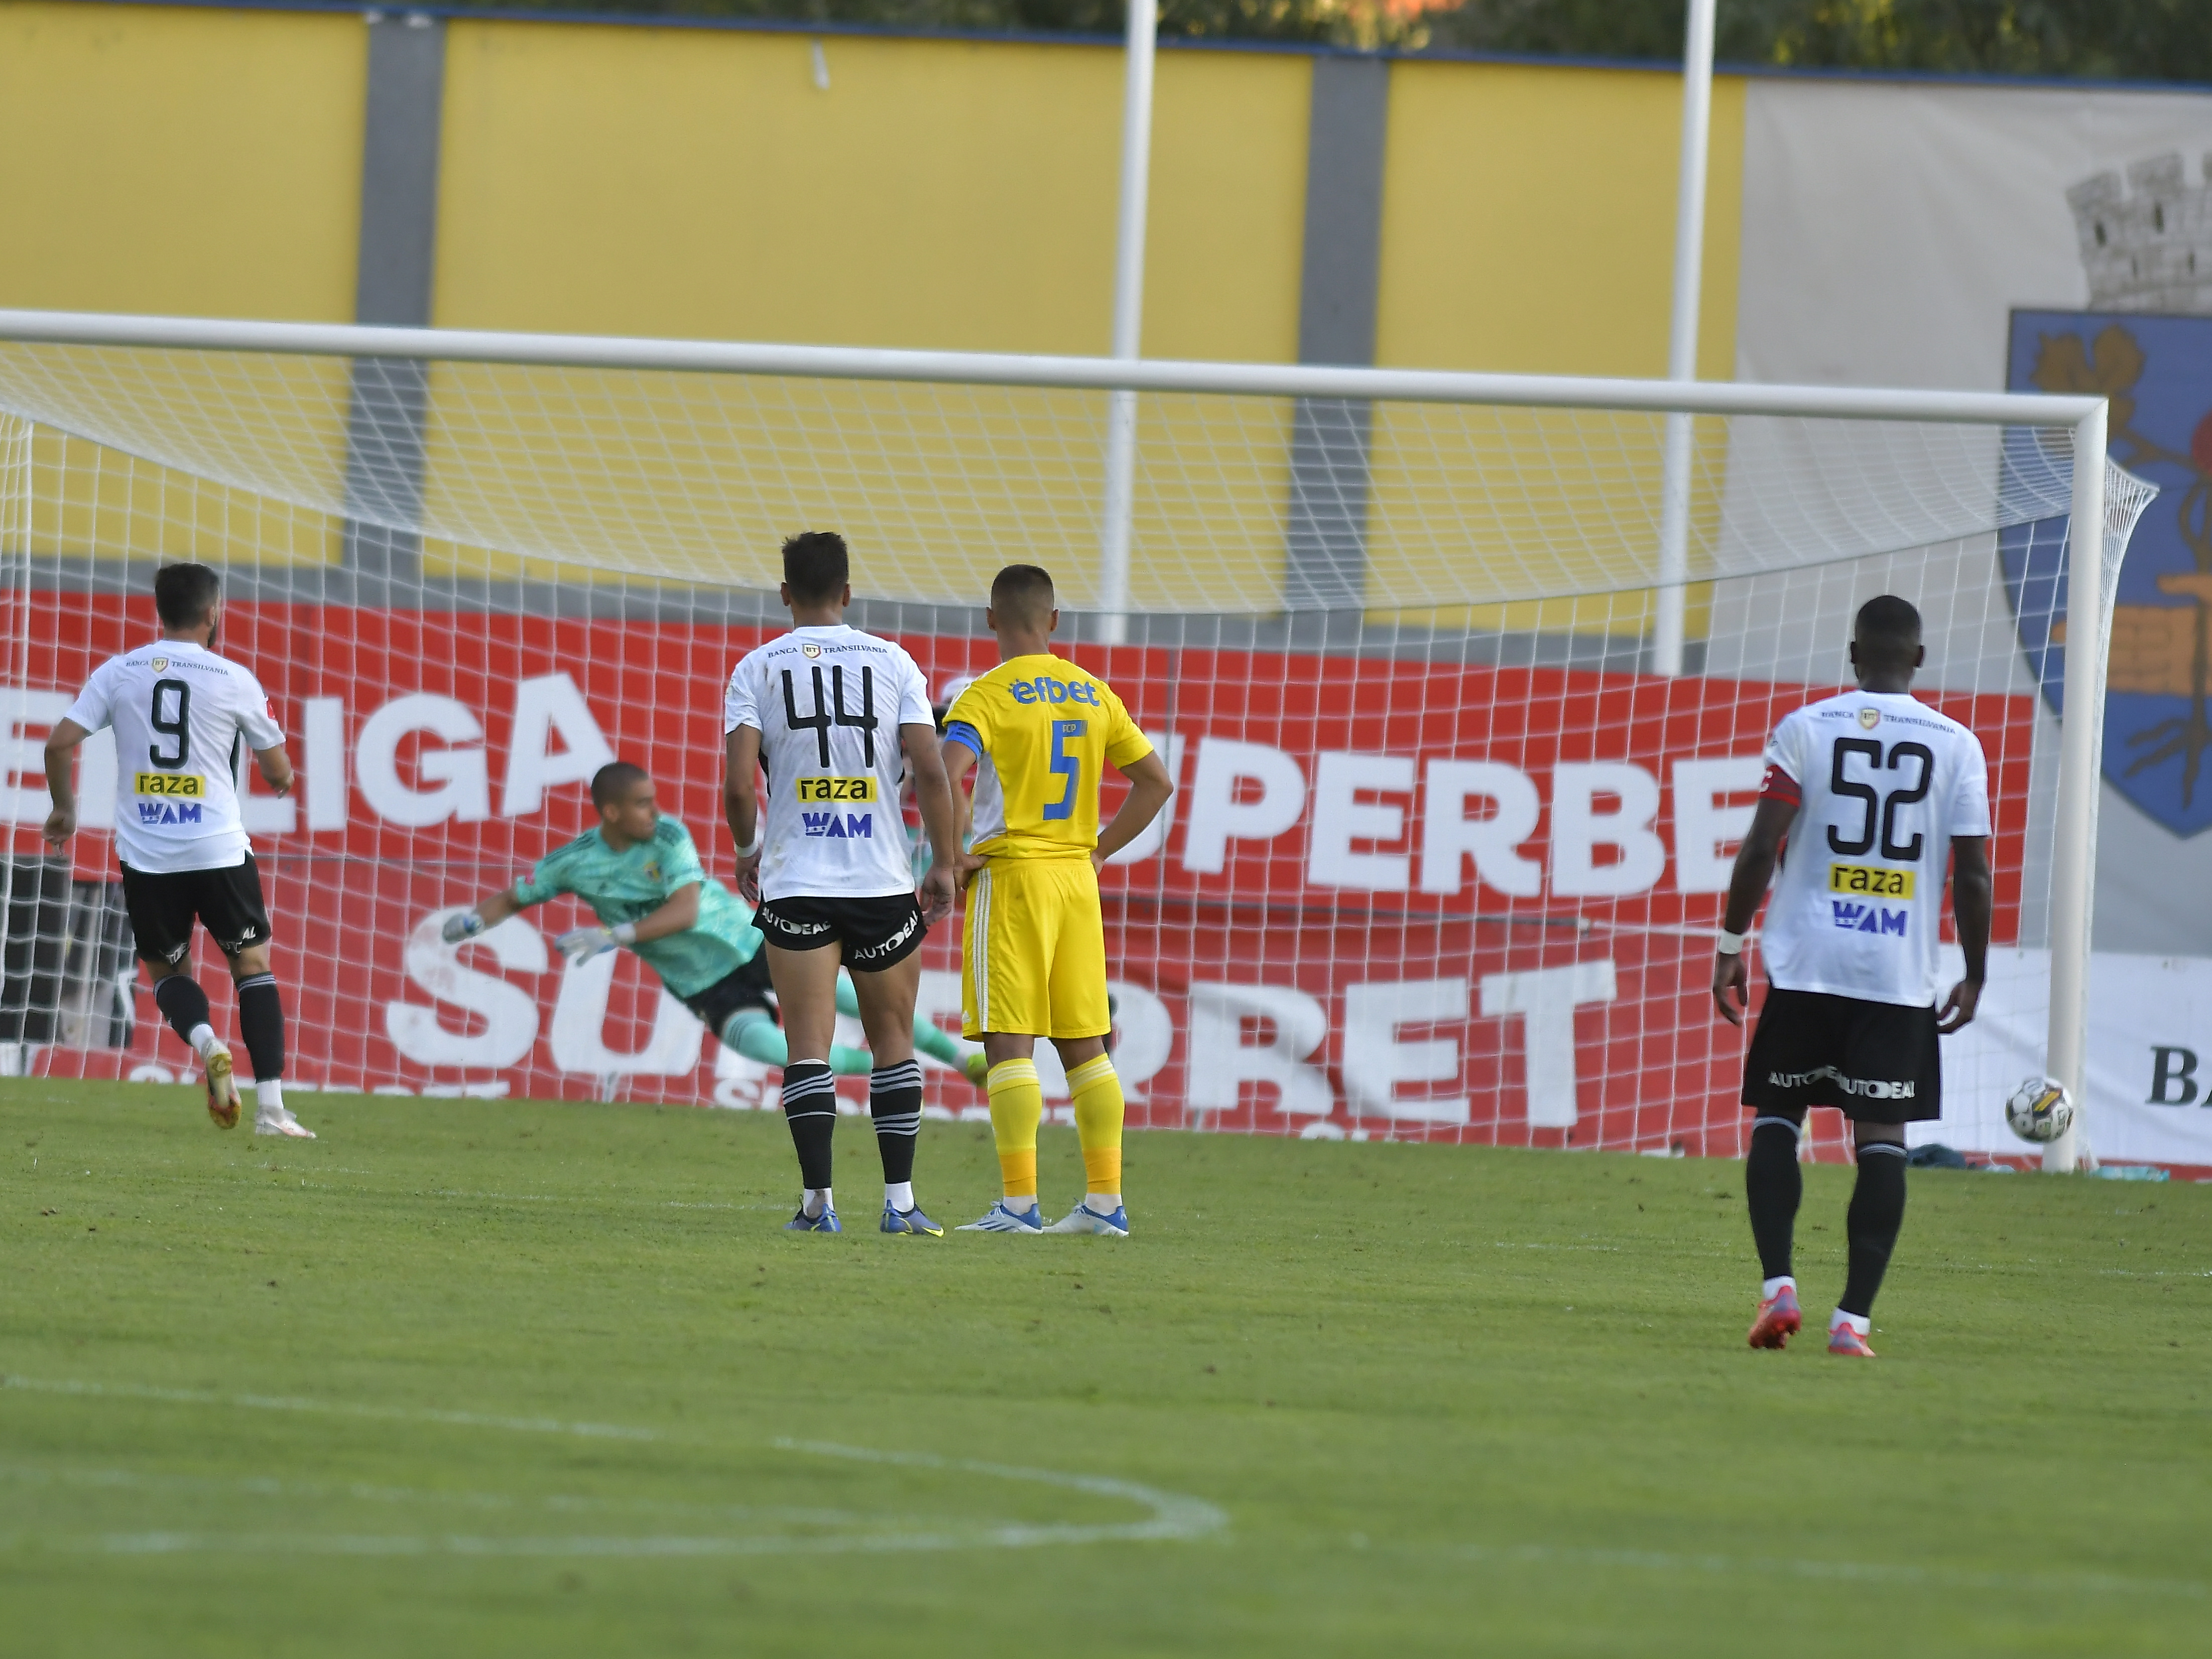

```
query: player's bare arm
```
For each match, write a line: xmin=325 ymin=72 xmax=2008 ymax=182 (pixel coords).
xmin=1711 ymin=794 xmax=1797 ymax=1027
xmin=1091 ymin=749 xmax=1173 ymax=871
xmin=40 ymin=715 xmax=95 ymax=845
xmin=1939 ymin=835 xmax=1992 ymax=1034
xmin=939 ymin=738 xmax=981 ymax=885
xmin=902 ymin=719 xmax=959 ymax=926
xmin=254 ymin=742 xmax=295 ymax=798
xmin=723 ymin=724 xmax=765 ymax=904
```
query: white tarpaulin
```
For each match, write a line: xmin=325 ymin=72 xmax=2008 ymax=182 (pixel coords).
xmin=1921 ymin=946 xmax=2212 ymax=1168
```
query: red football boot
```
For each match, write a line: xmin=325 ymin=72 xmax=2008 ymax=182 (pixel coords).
xmin=1826 ymin=1320 xmax=1877 ymax=1358
xmin=1747 ymin=1284 xmax=1802 ymax=1350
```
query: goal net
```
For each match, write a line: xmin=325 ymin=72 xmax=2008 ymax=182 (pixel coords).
xmin=0 ymin=315 xmax=2152 ymax=1168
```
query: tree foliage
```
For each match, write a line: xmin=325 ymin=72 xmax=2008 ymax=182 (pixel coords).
xmin=446 ymin=0 xmax=2212 ymax=82
xmin=1429 ymin=2 xmax=2212 ymax=82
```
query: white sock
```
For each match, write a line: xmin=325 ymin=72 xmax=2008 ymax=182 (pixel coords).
xmin=1762 ymin=1275 xmax=1796 ymax=1300
xmin=1085 ymin=1192 xmax=1122 ymax=1214
xmin=256 ymin=1079 xmax=285 ymax=1119
xmin=1830 ymin=1309 xmax=1870 ymax=1336
xmin=803 ymin=1187 xmax=832 ymax=1219
xmin=885 ymin=1181 xmax=914 ymax=1212
xmin=1002 ymin=1194 xmax=1039 ymax=1215
xmin=188 ymin=1023 xmax=218 ymax=1060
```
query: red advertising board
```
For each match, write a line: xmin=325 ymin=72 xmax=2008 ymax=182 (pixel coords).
xmin=5 ymin=593 xmax=2036 ymax=1162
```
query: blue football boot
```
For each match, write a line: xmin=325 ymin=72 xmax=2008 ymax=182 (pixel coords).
xmin=785 ymin=1206 xmax=841 ymax=1233
xmin=881 ymin=1202 xmax=944 ymax=1237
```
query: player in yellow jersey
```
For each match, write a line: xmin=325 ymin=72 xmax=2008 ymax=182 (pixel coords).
xmin=941 ymin=565 xmax=1174 ymax=1236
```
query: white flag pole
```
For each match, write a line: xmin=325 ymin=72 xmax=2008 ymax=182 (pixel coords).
xmin=1098 ymin=0 xmax=1157 ymax=646
xmin=1652 ymin=0 xmax=1715 ymax=677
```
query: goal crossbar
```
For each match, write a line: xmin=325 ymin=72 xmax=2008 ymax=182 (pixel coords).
xmin=0 ymin=309 xmax=2104 ymax=429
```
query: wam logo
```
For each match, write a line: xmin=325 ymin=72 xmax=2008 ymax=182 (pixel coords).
xmin=137 ymin=801 xmax=203 ymax=826
xmin=802 ymin=812 xmax=873 ymax=840
xmin=1832 ymin=901 xmax=1907 ymax=936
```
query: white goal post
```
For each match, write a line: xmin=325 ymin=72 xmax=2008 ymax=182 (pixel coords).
xmin=0 ymin=309 xmax=2143 ymax=1170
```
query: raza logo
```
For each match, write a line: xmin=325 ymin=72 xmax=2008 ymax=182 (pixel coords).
xmin=133 ymin=772 xmax=206 ymax=798
xmin=801 ymin=811 xmax=873 ymax=839
xmin=795 ymin=776 xmax=878 ymax=803
xmin=1827 ymin=861 xmax=1913 ymax=898
xmin=1832 ymin=901 xmax=1908 ymax=935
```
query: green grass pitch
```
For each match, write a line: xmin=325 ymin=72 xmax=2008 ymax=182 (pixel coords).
xmin=2 ymin=1080 xmax=2206 ymax=1656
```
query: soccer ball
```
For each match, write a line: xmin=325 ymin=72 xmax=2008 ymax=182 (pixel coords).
xmin=2004 ymin=1077 xmax=2075 ymax=1143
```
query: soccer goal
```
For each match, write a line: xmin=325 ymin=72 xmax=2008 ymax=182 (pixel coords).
xmin=0 ymin=310 xmax=2149 ymax=1171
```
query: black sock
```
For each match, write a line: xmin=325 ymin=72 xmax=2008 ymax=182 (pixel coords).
xmin=152 ymin=975 xmax=211 ymax=1052
xmin=780 ymin=1061 xmax=837 ymax=1194
xmin=870 ymin=1059 xmax=923 ymax=1192
xmin=234 ymin=973 xmax=284 ymax=1083
xmin=1744 ymin=1116 xmax=1803 ymax=1282
xmin=1839 ymin=1142 xmax=1909 ymax=1317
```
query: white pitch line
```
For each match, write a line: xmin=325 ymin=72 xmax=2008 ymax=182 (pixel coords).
xmin=0 ymin=1375 xmax=1227 ymax=1555
xmin=774 ymin=1439 xmax=1227 ymax=1545
xmin=1449 ymin=1541 xmax=2209 ymax=1602
xmin=2 ymin=1374 xmax=656 ymax=1442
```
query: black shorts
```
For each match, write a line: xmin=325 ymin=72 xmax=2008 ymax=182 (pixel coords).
xmin=1742 ymin=986 xmax=1941 ymax=1122
xmin=679 ymin=950 xmax=777 ymax=1036
xmin=120 ymin=855 xmax=273 ymax=966
xmin=755 ymin=892 xmax=926 ymax=970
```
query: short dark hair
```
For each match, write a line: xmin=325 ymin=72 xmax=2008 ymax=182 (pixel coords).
xmin=590 ymin=760 xmax=651 ymax=810
xmin=1853 ymin=594 xmax=1923 ymax=664
xmin=154 ymin=563 xmax=221 ymax=629
xmin=990 ymin=564 xmax=1055 ymax=628
xmin=782 ymin=531 xmax=850 ymax=605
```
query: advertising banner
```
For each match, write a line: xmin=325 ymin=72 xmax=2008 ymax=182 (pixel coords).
xmin=17 ymin=591 xmax=2176 ymax=1169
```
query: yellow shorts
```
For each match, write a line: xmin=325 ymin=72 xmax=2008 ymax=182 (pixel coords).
xmin=961 ymin=857 xmax=1111 ymax=1040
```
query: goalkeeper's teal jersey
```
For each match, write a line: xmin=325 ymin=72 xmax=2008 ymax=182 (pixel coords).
xmin=511 ymin=816 xmax=762 ymax=997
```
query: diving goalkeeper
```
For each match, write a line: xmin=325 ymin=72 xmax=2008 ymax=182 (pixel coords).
xmin=443 ymin=760 xmax=986 ymax=1084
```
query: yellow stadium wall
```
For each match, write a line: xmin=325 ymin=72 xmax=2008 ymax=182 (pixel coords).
xmin=0 ymin=5 xmax=1745 ymax=373
xmin=0 ymin=3 xmax=364 ymax=321
xmin=0 ymin=6 xmax=1747 ymax=605
xmin=1377 ymin=61 xmax=1743 ymax=378
xmin=435 ymin=23 xmax=1311 ymax=362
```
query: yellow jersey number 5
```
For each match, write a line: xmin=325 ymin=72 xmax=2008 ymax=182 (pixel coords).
xmin=1044 ymin=719 xmax=1085 ymax=821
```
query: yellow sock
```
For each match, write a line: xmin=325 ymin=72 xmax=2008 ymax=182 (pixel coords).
xmin=1066 ymin=1053 xmax=1124 ymax=1196
xmin=987 ymin=1058 xmax=1042 ymax=1200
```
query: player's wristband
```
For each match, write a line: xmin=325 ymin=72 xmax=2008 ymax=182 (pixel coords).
xmin=1715 ymin=928 xmax=1748 ymax=956
xmin=612 ymin=922 xmax=638 ymax=947
xmin=735 ymin=829 xmax=763 ymax=859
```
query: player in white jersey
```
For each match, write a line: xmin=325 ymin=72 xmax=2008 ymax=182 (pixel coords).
xmin=1711 ymin=596 xmax=1991 ymax=1357
xmin=40 ymin=564 xmax=312 ymax=1137
xmin=723 ymin=532 xmax=962 ymax=1236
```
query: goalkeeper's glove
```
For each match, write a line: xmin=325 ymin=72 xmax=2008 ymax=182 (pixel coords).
xmin=554 ymin=922 xmax=637 ymax=965
xmin=441 ymin=909 xmax=487 ymax=945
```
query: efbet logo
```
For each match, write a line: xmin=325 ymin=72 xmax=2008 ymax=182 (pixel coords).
xmin=801 ymin=811 xmax=873 ymax=840
xmin=1008 ymin=676 xmax=1101 ymax=708
xmin=1832 ymin=901 xmax=1908 ymax=936
xmin=137 ymin=801 xmax=203 ymax=826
